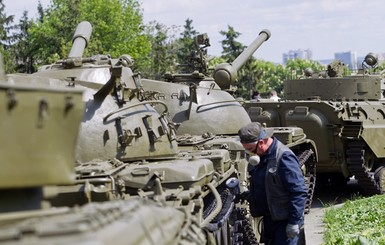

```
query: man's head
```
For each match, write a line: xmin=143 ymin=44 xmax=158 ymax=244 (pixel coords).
xmin=238 ymin=122 xmax=274 ymax=156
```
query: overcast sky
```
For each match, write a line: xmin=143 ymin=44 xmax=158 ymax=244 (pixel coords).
xmin=4 ymin=0 xmax=385 ymax=63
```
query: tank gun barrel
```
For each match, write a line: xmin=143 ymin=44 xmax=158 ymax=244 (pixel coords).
xmin=233 ymin=29 xmax=271 ymax=71
xmin=68 ymin=21 xmax=92 ymax=58
xmin=213 ymin=29 xmax=271 ymax=89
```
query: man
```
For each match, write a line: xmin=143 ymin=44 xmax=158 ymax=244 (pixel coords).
xmin=270 ymin=90 xmax=281 ymax=101
xmin=238 ymin=122 xmax=307 ymax=245
xmin=251 ymin=90 xmax=261 ymax=102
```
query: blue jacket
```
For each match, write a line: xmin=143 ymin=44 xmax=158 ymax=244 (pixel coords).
xmin=248 ymin=137 xmax=307 ymax=225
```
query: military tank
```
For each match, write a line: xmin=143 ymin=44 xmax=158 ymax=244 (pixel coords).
xmin=0 ymin=22 xmax=200 ymax=244
xmin=140 ymin=30 xmax=317 ymax=214
xmin=0 ymin=53 xmax=207 ymax=244
xmin=0 ymin=75 xmax=205 ymax=245
xmin=244 ymin=56 xmax=385 ymax=195
xmin=0 ymin=21 xmax=318 ymax=244
xmin=141 ymin=30 xmax=270 ymax=136
xmin=1 ymin=21 xmax=259 ymax=244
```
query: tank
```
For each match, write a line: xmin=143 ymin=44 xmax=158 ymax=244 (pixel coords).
xmin=0 ymin=77 xmax=204 ymax=245
xmin=0 ymin=21 xmax=317 ymax=244
xmin=0 ymin=21 xmax=258 ymax=244
xmin=0 ymin=53 xmax=207 ymax=244
xmin=140 ymin=30 xmax=317 ymax=214
xmin=0 ymin=66 xmax=84 ymax=213
xmin=141 ymin=30 xmax=272 ymax=135
xmin=244 ymin=56 xmax=385 ymax=194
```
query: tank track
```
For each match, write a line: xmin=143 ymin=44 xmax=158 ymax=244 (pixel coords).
xmin=298 ymin=149 xmax=316 ymax=214
xmin=232 ymin=207 xmax=260 ymax=245
xmin=346 ymin=141 xmax=382 ymax=195
xmin=203 ymin=188 xmax=259 ymax=244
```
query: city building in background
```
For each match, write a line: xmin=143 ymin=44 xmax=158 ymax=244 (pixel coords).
xmin=334 ymin=51 xmax=357 ymax=71
xmin=282 ymin=49 xmax=313 ymax=64
xmin=282 ymin=49 xmax=385 ymax=71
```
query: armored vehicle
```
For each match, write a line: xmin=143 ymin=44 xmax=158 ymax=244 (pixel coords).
xmin=0 ymin=72 xmax=206 ymax=244
xmin=0 ymin=66 xmax=84 ymax=213
xmin=244 ymin=56 xmax=385 ymax=194
xmin=0 ymin=21 xmax=317 ymax=244
xmin=0 ymin=23 xmax=210 ymax=244
xmin=5 ymin=21 xmax=258 ymax=244
xmin=140 ymin=29 xmax=317 ymax=213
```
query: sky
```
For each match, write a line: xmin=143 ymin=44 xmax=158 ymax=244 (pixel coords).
xmin=4 ymin=0 xmax=385 ymax=63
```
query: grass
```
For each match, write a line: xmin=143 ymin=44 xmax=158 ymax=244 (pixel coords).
xmin=323 ymin=194 xmax=385 ymax=245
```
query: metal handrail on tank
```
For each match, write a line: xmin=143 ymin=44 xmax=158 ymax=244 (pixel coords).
xmin=196 ymin=99 xmax=244 ymax=112
xmin=75 ymin=176 xmax=117 ymax=194
xmin=103 ymin=100 xmax=169 ymax=122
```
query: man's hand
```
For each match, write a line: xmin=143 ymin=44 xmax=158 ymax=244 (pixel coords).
xmin=286 ymin=224 xmax=300 ymax=239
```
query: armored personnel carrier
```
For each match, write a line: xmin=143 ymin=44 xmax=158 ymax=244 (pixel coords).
xmin=244 ymin=56 xmax=385 ymax=194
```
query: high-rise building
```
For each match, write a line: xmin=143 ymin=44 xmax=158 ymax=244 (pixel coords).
xmin=334 ymin=51 xmax=357 ymax=71
xmin=282 ymin=49 xmax=313 ymax=64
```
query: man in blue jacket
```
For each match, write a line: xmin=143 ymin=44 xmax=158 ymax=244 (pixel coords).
xmin=238 ymin=122 xmax=307 ymax=245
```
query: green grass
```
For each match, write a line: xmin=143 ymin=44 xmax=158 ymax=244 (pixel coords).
xmin=323 ymin=194 xmax=385 ymax=245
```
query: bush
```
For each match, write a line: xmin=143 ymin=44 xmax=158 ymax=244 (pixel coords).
xmin=323 ymin=194 xmax=385 ymax=244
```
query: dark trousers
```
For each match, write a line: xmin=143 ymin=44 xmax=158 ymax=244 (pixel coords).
xmin=262 ymin=216 xmax=305 ymax=245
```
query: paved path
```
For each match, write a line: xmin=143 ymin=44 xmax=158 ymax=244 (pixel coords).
xmin=304 ymin=204 xmax=325 ymax=244
xmin=304 ymin=179 xmax=360 ymax=245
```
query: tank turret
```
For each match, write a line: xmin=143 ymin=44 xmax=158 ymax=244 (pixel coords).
xmin=33 ymin=21 xmax=179 ymax=163
xmin=141 ymin=30 xmax=271 ymax=136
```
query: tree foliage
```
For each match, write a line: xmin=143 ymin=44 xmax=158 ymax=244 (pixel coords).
xmin=142 ymin=21 xmax=179 ymax=79
xmin=176 ymin=18 xmax=198 ymax=66
xmin=23 ymin=0 xmax=150 ymax=72
xmin=28 ymin=0 xmax=82 ymax=65
xmin=0 ymin=0 xmax=15 ymax=73
xmin=220 ymin=25 xmax=244 ymax=62
xmin=79 ymin=0 xmax=150 ymax=60
xmin=0 ymin=1 xmax=337 ymax=101
xmin=10 ymin=11 xmax=34 ymax=73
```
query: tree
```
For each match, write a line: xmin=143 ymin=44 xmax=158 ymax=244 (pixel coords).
xmin=220 ymin=25 xmax=245 ymax=62
xmin=10 ymin=11 xmax=34 ymax=73
xmin=285 ymin=58 xmax=324 ymax=80
xmin=28 ymin=0 xmax=151 ymax=69
xmin=253 ymin=60 xmax=287 ymax=98
xmin=28 ymin=0 xmax=82 ymax=65
xmin=0 ymin=0 xmax=15 ymax=73
xmin=37 ymin=1 xmax=44 ymax=23
xmin=79 ymin=0 xmax=150 ymax=60
xmin=142 ymin=21 xmax=178 ymax=79
xmin=176 ymin=18 xmax=198 ymax=66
